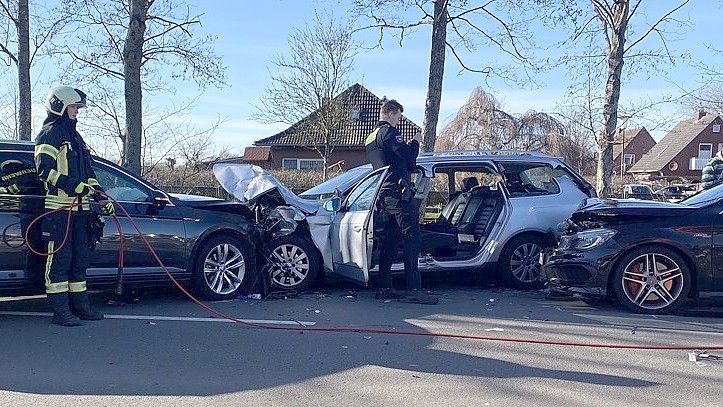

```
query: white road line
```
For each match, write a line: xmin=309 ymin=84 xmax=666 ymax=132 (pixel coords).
xmin=0 ymin=311 xmax=316 ymax=326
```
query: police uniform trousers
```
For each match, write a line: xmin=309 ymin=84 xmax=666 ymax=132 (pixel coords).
xmin=43 ymin=210 xmax=92 ymax=295
xmin=376 ymin=186 xmax=422 ymax=291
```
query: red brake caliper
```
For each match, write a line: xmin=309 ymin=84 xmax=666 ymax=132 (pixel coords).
xmin=627 ymin=262 xmax=642 ymax=295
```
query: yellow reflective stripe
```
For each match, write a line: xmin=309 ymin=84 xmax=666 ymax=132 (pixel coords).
xmin=45 ymin=241 xmax=54 ymax=287
xmin=7 ymin=184 xmax=19 ymax=194
xmin=365 ymin=128 xmax=380 ymax=146
xmin=57 ymin=144 xmax=69 ymax=176
xmin=47 ymin=169 xmax=61 ymax=186
xmin=68 ymin=281 xmax=87 ymax=293
xmin=34 ymin=144 xmax=59 ymax=159
xmin=87 ymin=178 xmax=100 ymax=186
xmin=46 ymin=281 xmax=69 ymax=294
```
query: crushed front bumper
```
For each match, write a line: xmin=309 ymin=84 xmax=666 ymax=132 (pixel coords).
xmin=542 ymin=240 xmax=622 ymax=295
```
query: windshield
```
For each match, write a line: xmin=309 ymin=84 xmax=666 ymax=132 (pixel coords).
xmin=300 ymin=165 xmax=371 ymax=198
xmin=681 ymin=183 xmax=723 ymax=206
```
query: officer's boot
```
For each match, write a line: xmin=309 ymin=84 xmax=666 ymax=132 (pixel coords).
xmin=48 ymin=293 xmax=83 ymax=326
xmin=69 ymin=292 xmax=104 ymax=320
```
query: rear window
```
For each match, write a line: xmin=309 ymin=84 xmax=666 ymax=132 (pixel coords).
xmin=501 ymin=163 xmax=560 ymax=197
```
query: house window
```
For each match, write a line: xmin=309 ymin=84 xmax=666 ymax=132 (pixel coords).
xmin=699 ymin=143 xmax=713 ymax=160
xmin=714 ymin=124 xmax=721 ymax=133
xmin=282 ymin=158 xmax=324 ymax=171
xmin=623 ymin=154 xmax=635 ymax=165
xmin=719 ymin=143 xmax=723 ymax=154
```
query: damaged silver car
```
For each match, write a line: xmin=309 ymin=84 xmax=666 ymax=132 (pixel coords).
xmin=215 ymin=149 xmax=596 ymax=291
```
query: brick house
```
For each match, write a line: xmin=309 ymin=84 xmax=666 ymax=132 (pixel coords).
xmin=612 ymin=127 xmax=656 ymax=176
xmin=229 ymin=84 xmax=421 ymax=171
xmin=629 ymin=112 xmax=723 ymax=181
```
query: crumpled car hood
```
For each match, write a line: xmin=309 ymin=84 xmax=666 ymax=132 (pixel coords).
xmin=571 ymin=197 xmax=695 ymax=223
xmin=213 ymin=163 xmax=322 ymax=214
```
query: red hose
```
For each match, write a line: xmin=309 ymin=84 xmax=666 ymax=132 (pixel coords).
xmin=100 ymin=192 xmax=723 ymax=351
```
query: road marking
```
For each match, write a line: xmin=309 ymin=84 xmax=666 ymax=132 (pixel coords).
xmin=0 ymin=311 xmax=316 ymax=326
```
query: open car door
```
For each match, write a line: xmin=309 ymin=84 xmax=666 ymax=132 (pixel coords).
xmin=329 ymin=167 xmax=389 ymax=285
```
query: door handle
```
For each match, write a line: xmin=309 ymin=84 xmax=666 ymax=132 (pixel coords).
xmin=353 ymin=225 xmax=362 ymax=232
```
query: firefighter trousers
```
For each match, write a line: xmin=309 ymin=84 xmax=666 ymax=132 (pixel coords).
xmin=43 ymin=211 xmax=92 ymax=295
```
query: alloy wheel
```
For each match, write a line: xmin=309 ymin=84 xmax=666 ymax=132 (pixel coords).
xmin=269 ymin=244 xmax=310 ymax=288
xmin=203 ymin=243 xmax=246 ymax=295
xmin=621 ymin=253 xmax=684 ymax=311
xmin=509 ymin=242 xmax=543 ymax=284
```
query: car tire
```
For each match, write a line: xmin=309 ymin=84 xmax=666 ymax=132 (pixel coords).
xmin=263 ymin=235 xmax=320 ymax=291
xmin=500 ymin=235 xmax=545 ymax=290
xmin=612 ymin=246 xmax=691 ymax=314
xmin=193 ymin=235 xmax=255 ymax=301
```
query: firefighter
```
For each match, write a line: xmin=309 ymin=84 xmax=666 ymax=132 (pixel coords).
xmin=34 ymin=85 xmax=114 ymax=326
xmin=365 ymin=99 xmax=437 ymax=305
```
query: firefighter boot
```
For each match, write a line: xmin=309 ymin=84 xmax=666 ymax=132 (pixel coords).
xmin=69 ymin=292 xmax=104 ymax=320
xmin=48 ymin=293 xmax=83 ymax=326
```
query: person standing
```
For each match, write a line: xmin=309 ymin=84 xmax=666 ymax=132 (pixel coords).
xmin=701 ymin=147 xmax=723 ymax=190
xmin=34 ymin=86 xmax=114 ymax=326
xmin=365 ymin=99 xmax=437 ymax=305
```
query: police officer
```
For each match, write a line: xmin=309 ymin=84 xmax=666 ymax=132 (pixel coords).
xmin=34 ymin=86 xmax=114 ymax=326
xmin=365 ymin=99 xmax=437 ymax=305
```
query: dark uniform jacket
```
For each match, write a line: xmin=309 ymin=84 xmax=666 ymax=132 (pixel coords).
xmin=365 ymin=121 xmax=419 ymax=187
xmin=34 ymin=115 xmax=101 ymax=210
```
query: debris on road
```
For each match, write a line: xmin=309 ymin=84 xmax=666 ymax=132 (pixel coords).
xmin=484 ymin=328 xmax=505 ymax=332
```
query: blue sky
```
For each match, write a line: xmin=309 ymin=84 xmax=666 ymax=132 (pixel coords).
xmin=3 ymin=0 xmax=721 ymax=157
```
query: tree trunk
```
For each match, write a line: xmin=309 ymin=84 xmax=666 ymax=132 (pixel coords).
xmin=421 ymin=0 xmax=448 ymax=153
xmin=17 ymin=0 xmax=31 ymax=141
xmin=595 ymin=1 xmax=629 ymax=198
xmin=122 ymin=0 xmax=147 ymax=175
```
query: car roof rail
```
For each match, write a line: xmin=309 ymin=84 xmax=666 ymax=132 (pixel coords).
xmin=419 ymin=149 xmax=552 ymax=158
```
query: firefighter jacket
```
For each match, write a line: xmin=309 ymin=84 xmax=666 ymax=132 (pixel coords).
xmin=34 ymin=115 xmax=101 ymax=211
xmin=365 ymin=121 xmax=419 ymax=186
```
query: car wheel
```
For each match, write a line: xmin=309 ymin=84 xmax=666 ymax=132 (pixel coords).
xmin=612 ymin=246 xmax=691 ymax=314
xmin=193 ymin=235 xmax=255 ymax=301
xmin=500 ymin=235 xmax=545 ymax=290
xmin=263 ymin=235 xmax=320 ymax=291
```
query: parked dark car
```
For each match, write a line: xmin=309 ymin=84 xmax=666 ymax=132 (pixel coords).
xmin=544 ymin=187 xmax=723 ymax=314
xmin=0 ymin=141 xmax=322 ymax=300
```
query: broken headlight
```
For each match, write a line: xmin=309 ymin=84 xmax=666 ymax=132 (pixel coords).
xmin=558 ymin=228 xmax=616 ymax=251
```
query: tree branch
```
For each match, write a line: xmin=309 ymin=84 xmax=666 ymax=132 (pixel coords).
xmin=624 ymin=0 xmax=689 ymax=54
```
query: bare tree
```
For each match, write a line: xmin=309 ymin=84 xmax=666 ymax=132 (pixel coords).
xmin=254 ymin=12 xmax=356 ymax=181
xmin=53 ymin=0 xmax=226 ymax=175
xmin=0 ymin=0 xmax=67 ymax=140
xmin=561 ymin=0 xmax=690 ymax=197
xmin=353 ymin=0 xmax=553 ymax=152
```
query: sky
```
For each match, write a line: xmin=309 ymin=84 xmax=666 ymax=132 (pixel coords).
xmin=2 ymin=0 xmax=722 ymax=158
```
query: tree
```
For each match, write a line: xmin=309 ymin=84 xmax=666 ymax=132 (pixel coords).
xmin=254 ymin=12 xmax=356 ymax=181
xmin=561 ymin=0 xmax=690 ymax=197
xmin=54 ymin=0 xmax=226 ymax=175
xmin=0 ymin=0 xmax=67 ymax=140
xmin=353 ymin=0 xmax=548 ymax=152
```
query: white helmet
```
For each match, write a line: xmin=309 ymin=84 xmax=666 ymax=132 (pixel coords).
xmin=44 ymin=86 xmax=87 ymax=116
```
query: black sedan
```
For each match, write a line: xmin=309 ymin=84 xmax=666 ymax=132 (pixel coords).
xmin=0 ymin=141 xmax=321 ymax=300
xmin=544 ymin=186 xmax=723 ymax=314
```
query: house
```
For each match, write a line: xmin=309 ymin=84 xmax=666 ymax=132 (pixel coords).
xmin=233 ymin=84 xmax=422 ymax=171
xmin=612 ymin=127 xmax=656 ymax=176
xmin=629 ymin=111 xmax=723 ymax=181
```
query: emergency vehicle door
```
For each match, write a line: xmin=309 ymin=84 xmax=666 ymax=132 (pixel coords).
xmin=329 ymin=167 xmax=388 ymax=285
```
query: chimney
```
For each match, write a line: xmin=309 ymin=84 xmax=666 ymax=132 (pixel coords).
xmin=694 ymin=110 xmax=707 ymax=120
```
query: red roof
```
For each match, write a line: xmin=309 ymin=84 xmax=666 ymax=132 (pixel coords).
xmin=242 ymin=146 xmax=272 ymax=162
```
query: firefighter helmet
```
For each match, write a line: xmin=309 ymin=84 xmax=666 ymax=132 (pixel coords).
xmin=44 ymin=86 xmax=87 ymax=116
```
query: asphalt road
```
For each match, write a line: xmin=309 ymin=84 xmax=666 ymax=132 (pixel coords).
xmin=1 ymin=280 xmax=721 ymax=407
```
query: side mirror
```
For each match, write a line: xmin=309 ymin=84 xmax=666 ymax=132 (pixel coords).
xmin=151 ymin=190 xmax=171 ymax=208
xmin=323 ymin=197 xmax=341 ymax=212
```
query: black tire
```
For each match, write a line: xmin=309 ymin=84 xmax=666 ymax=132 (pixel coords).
xmin=193 ymin=234 xmax=255 ymax=301
xmin=500 ymin=235 xmax=545 ymax=290
xmin=263 ymin=235 xmax=320 ymax=291
xmin=612 ymin=246 xmax=691 ymax=314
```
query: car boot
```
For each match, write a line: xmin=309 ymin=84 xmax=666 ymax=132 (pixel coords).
xmin=48 ymin=293 xmax=83 ymax=327
xmin=69 ymin=292 xmax=104 ymax=320
xmin=375 ymin=287 xmax=406 ymax=300
xmin=401 ymin=289 xmax=439 ymax=305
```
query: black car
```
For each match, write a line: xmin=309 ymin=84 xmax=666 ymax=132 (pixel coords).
xmin=0 ymin=141 xmax=321 ymax=300
xmin=544 ymin=188 xmax=723 ymax=314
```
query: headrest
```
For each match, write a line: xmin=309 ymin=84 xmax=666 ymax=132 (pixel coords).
xmin=461 ymin=177 xmax=479 ymax=192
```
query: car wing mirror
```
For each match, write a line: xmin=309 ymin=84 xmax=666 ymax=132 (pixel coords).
xmin=323 ymin=197 xmax=341 ymax=212
xmin=152 ymin=190 xmax=171 ymax=208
